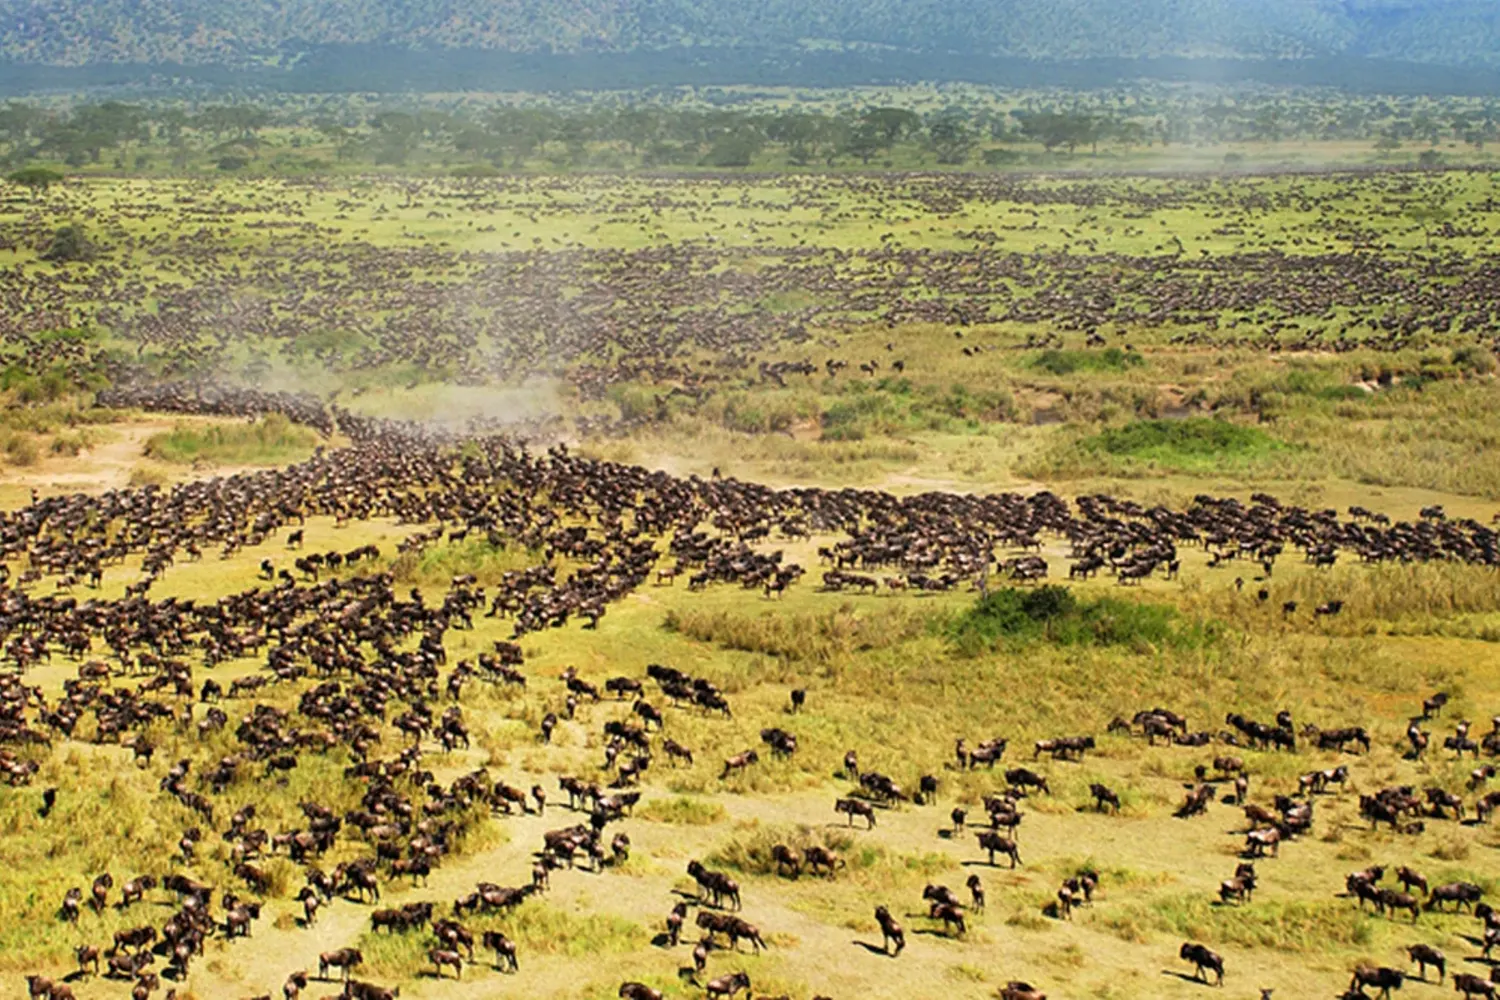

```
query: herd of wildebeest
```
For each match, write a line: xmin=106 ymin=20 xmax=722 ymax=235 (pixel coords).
xmin=3 ymin=169 xmax=1500 ymax=998
xmin=4 ymin=172 xmax=1500 ymax=421
xmin=0 ymin=381 xmax=1494 ymax=999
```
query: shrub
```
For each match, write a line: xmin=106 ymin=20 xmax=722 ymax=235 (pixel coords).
xmin=3 ymin=434 xmax=38 ymax=466
xmin=143 ymin=414 xmax=317 ymax=466
xmin=1031 ymin=347 xmax=1144 ymax=376
xmin=636 ymin=797 xmax=727 ymax=826
xmin=1453 ymin=345 xmax=1497 ymax=376
xmin=40 ymin=224 xmax=93 ymax=263
xmin=947 ymin=586 xmax=1212 ymax=654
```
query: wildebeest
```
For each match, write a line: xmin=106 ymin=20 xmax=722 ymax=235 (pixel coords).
xmin=1180 ymin=942 xmax=1224 ymax=985
xmin=1405 ymin=943 xmax=1444 ymax=982
xmin=619 ymin=984 xmax=663 ymax=1000
xmin=1090 ymin=782 xmax=1121 ymax=813
xmin=1454 ymin=972 xmax=1498 ymax=999
xmin=705 ymin=970 xmax=751 ymax=999
xmin=1350 ymin=964 xmax=1405 ymax=997
xmin=835 ymin=798 xmax=876 ymax=829
xmin=318 ymin=948 xmax=363 ymax=981
xmin=482 ymin=930 xmax=518 ymax=971
xmin=976 ymin=831 xmax=1022 ymax=868
xmin=874 ymin=905 xmax=904 ymax=955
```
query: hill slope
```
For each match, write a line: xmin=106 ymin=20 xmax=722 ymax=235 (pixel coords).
xmin=0 ymin=0 xmax=1495 ymax=69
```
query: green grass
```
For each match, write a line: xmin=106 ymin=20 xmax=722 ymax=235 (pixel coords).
xmin=1031 ymin=348 xmax=1145 ymax=376
xmin=635 ymin=796 xmax=728 ymax=826
xmin=948 ymin=586 xmax=1213 ymax=655
xmin=142 ymin=413 xmax=318 ymax=466
xmin=393 ymin=536 xmax=546 ymax=587
xmin=1090 ymin=419 xmax=1283 ymax=467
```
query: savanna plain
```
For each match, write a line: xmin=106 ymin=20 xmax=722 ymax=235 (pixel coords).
xmin=3 ymin=160 xmax=1500 ymax=1000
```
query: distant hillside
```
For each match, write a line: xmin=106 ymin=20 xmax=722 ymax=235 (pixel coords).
xmin=0 ymin=0 xmax=1494 ymax=76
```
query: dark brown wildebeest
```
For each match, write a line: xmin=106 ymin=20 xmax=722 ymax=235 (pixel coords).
xmin=619 ymin=984 xmax=664 ymax=1000
xmin=75 ymin=944 xmax=100 ymax=976
xmin=482 ymin=930 xmax=518 ymax=971
xmin=428 ymin=947 xmax=463 ymax=979
xmin=804 ymin=845 xmax=843 ymax=877
xmin=720 ymin=749 xmax=758 ymax=780
xmin=118 ymin=875 xmax=155 ymax=908
xmin=1350 ymin=964 xmax=1405 ymax=997
xmin=1427 ymin=881 xmax=1482 ymax=912
xmin=930 ymin=902 xmax=965 ymax=936
xmin=835 ymin=798 xmax=876 ymax=829
xmin=771 ymin=844 xmax=801 ymax=878
xmin=1090 ymin=783 xmax=1120 ymax=813
xmin=1004 ymin=767 xmax=1050 ymax=795
xmin=90 ymin=873 xmax=113 ymax=912
xmin=319 ymin=947 xmax=363 ymax=981
xmin=1396 ymin=866 xmax=1427 ymax=895
xmin=1219 ymin=863 xmax=1256 ymax=905
xmin=967 ymin=874 xmax=985 ymax=910
xmin=999 ymin=982 xmax=1047 ymax=1000
xmin=1180 ymin=941 xmax=1224 ymax=985
xmin=1405 ymin=943 xmax=1444 ymax=981
xmin=874 ymin=905 xmax=904 ymax=955
xmin=705 ymin=970 xmax=751 ymax=999
xmin=283 ymin=970 xmax=309 ymax=1000
xmin=1454 ymin=972 xmax=1497 ymax=999
xmin=976 ymin=831 xmax=1022 ymax=868
xmin=1377 ymin=889 xmax=1420 ymax=922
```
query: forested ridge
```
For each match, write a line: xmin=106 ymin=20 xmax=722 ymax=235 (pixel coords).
xmin=0 ymin=0 xmax=1495 ymax=69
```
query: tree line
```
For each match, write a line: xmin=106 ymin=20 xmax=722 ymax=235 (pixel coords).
xmin=1 ymin=89 xmax=1495 ymax=175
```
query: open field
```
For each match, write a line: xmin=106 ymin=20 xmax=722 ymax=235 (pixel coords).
xmin=1 ymin=160 xmax=1499 ymax=1000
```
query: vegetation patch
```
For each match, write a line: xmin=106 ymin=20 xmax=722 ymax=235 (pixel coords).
xmin=1031 ymin=348 xmax=1145 ymax=376
xmin=636 ymin=796 xmax=727 ymax=826
xmin=392 ymin=536 xmax=545 ymax=587
xmin=947 ymin=586 xmax=1213 ymax=655
xmin=143 ymin=413 xmax=319 ymax=466
xmin=1088 ymin=418 xmax=1282 ymax=468
xmin=665 ymin=603 xmax=934 ymax=663
xmin=1101 ymin=894 xmax=1376 ymax=953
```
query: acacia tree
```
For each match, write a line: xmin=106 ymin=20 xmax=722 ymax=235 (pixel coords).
xmin=7 ymin=166 xmax=63 ymax=197
xmin=926 ymin=113 xmax=975 ymax=165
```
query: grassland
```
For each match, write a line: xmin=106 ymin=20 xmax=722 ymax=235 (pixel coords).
xmin=0 ymin=162 xmax=1499 ymax=1000
xmin=142 ymin=413 xmax=321 ymax=466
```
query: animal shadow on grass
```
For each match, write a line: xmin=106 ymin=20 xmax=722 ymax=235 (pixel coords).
xmin=1161 ymin=970 xmax=1215 ymax=988
xmin=852 ymin=941 xmax=894 ymax=957
xmin=652 ymin=931 xmax=674 ymax=948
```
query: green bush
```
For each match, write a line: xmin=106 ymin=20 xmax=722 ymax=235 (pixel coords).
xmin=143 ymin=413 xmax=318 ymax=466
xmin=1073 ymin=417 xmax=1286 ymax=472
xmin=4 ymin=434 xmax=39 ymax=466
xmin=40 ymin=224 xmax=93 ymax=263
xmin=1032 ymin=347 xmax=1144 ymax=376
xmin=1453 ymin=345 xmax=1498 ymax=376
xmin=948 ymin=586 xmax=1212 ymax=654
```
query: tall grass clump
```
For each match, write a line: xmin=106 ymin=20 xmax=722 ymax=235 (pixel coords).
xmin=1019 ymin=418 xmax=1289 ymax=479
xmin=392 ymin=536 xmax=545 ymax=587
xmin=1185 ymin=562 xmax=1500 ymax=634
xmin=665 ymin=603 xmax=934 ymax=663
xmin=143 ymin=413 xmax=318 ymax=466
xmin=1089 ymin=418 xmax=1284 ymax=469
xmin=1031 ymin=347 xmax=1145 ymax=376
xmin=1102 ymin=894 xmax=1377 ymax=953
xmin=947 ymin=586 xmax=1214 ymax=656
xmin=636 ymin=796 xmax=727 ymax=826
